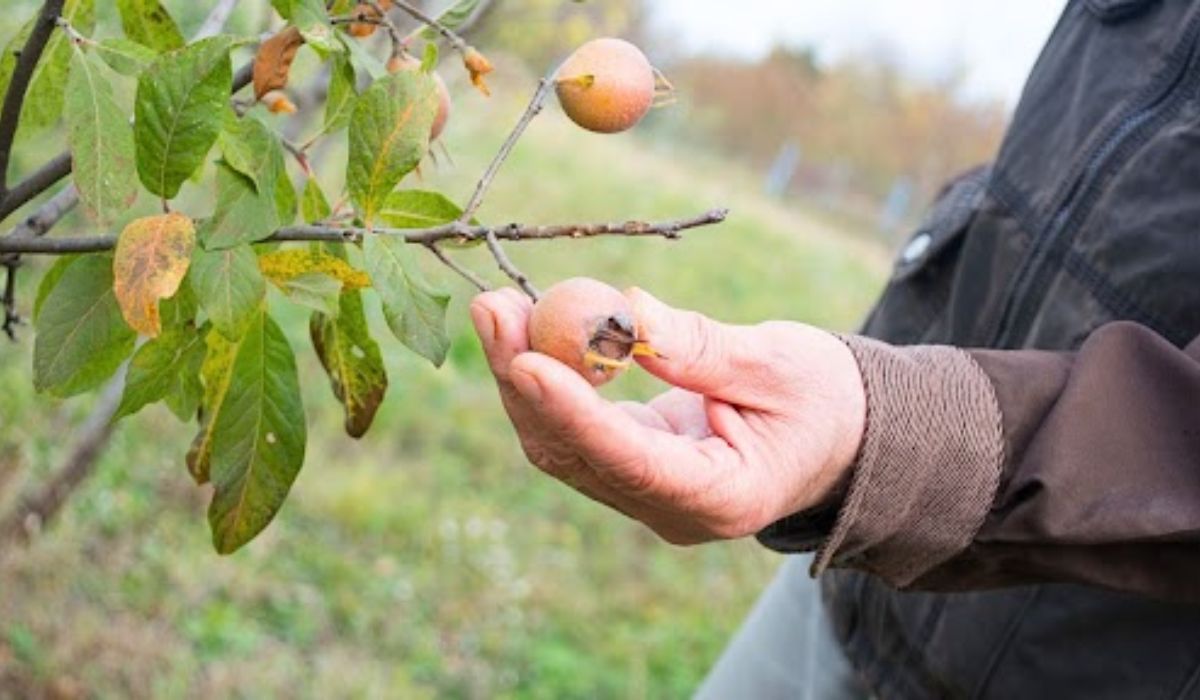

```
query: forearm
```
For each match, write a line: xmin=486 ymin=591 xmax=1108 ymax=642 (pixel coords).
xmin=760 ymin=322 xmax=1200 ymax=603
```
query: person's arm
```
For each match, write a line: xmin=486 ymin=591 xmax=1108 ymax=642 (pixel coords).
xmin=780 ymin=322 xmax=1200 ymax=602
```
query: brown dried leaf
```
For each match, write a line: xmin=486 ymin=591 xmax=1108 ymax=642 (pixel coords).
xmin=113 ymin=213 xmax=196 ymax=337
xmin=253 ymin=26 xmax=305 ymax=100
xmin=463 ymin=47 xmax=493 ymax=96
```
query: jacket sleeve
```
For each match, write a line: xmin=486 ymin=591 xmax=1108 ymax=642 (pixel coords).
xmin=761 ymin=321 xmax=1200 ymax=603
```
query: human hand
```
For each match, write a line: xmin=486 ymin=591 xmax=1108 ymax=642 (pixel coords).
xmin=469 ymin=287 xmax=867 ymax=544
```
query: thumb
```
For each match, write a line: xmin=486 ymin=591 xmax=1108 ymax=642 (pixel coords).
xmin=626 ymin=288 xmax=755 ymax=404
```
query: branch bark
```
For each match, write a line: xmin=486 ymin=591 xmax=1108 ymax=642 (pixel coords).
xmin=0 ymin=0 xmax=67 ymax=195
xmin=195 ymin=0 xmax=241 ymax=40
xmin=0 ymin=370 xmax=124 ymax=550
xmin=0 ymin=209 xmax=729 ymax=254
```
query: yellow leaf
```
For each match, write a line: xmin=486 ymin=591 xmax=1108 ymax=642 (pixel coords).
xmin=257 ymin=249 xmax=371 ymax=291
xmin=113 ymin=213 xmax=196 ymax=337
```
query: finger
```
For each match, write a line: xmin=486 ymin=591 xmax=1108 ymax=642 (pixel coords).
xmin=509 ymin=351 xmax=707 ymax=501
xmin=647 ymin=389 xmax=712 ymax=439
xmin=625 ymin=288 xmax=763 ymax=405
xmin=470 ymin=289 xmax=533 ymax=383
xmin=618 ymin=401 xmax=674 ymax=432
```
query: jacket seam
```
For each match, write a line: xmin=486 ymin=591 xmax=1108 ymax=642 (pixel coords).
xmin=970 ymin=587 xmax=1042 ymax=700
xmin=1174 ymin=657 xmax=1200 ymax=700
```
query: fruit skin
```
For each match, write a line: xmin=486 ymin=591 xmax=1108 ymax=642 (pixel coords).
xmin=529 ymin=278 xmax=636 ymax=386
xmin=556 ymin=38 xmax=655 ymax=134
xmin=348 ymin=3 xmax=380 ymax=37
xmin=387 ymin=54 xmax=452 ymax=141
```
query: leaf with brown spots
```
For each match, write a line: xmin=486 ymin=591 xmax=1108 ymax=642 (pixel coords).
xmin=253 ymin=26 xmax=305 ymax=100
xmin=113 ymin=213 xmax=196 ymax=337
xmin=257 ymin=248 xmax=371 ymax=291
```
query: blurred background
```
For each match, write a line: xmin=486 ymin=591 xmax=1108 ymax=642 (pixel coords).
xmin=0 ymin=1 xmax=1062 ymax=697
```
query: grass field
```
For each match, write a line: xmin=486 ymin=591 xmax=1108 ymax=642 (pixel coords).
xmin=0 ymin=69 xmax=889 ymax=698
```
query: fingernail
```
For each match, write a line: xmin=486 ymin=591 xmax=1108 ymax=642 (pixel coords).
xmin=510 ymin=366 xmax=543 ymax=403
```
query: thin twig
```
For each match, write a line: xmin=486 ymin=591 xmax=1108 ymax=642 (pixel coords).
xmin=392 ymin=0 xmax=469 ymax=53
xmin=0 ymin=209 xmax=729 ymax=255
xmin=424 ymin=242 xmax=490 ymax=292
xmin=365 ymin=1 xmax=404 ymax=58
xmin=2 ymin=259 xmax=18 ymax=341
xmin=195 ymin=0 xmax=241 ymax=40
xmin=459 ymin=75 xmax=556 ymax=223
xmin=0 ymin=185 xmax=78 ymax=340
xmin=485 ymin=228 xmax=539 ymax=299
xmin=0 ymin=0 xmax=66 ymax=195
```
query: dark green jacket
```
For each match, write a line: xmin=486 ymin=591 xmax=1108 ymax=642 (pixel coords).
xmin=763 ymin=0 xmax=1200 ymax=696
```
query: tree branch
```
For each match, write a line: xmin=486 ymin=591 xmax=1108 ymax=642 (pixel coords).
xmin=0 ymin=185 xmax=78 ymax=340
xmin=0 ymin=209 xmax=729 ymax=255
xmin=0 ymin=370 xmax=124 ymax=550
xmin=485 ymin=229 xmax=539 ymax=299
xmin=0 ymin=0 xmax=66 ymax=195
xmin=195 ymin=0 xmax=241 ymax=40
xmin=459 ymin=75 xmax=555 ymax=223
xmin=393 ymin=0 xmax=469 ymax=53
xmin=424 ymin=242 xmax=490 ymax=291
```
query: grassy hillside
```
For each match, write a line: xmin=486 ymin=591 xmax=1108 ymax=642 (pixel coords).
xmin=0 ymin=72 xmax=888 ymax=698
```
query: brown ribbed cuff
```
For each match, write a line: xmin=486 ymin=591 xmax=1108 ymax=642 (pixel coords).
xmin=812 ymin=336 xmax=1006 ymax=586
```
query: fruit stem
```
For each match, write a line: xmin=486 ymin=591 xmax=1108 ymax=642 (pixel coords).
xmin=459 ymin=73 xmax=557 ymax=223
xmin=392 ymin=0 xmax=470 ymax=55
xmin=423 ymin=242 xmax=490 ymax=292
xmin=484 ymin=229 xmax=540 ymax=301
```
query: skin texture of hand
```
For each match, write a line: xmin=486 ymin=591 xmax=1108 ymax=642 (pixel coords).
xmin=470 ymin=287 xmax=867 ymax=545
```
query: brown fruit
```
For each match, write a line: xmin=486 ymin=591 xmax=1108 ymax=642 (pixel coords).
xmin=529 ymin=278 xmax=638 ymax=386
xmin=387 ymin=54 xmax=452 ymax=141
xmin=348 ymin=3 xmax=380 ymax=37
xmin=555 ymin=38 xmax=655 ymax=134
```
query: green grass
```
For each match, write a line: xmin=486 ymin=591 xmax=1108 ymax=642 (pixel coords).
xmin=0 ymin=71 xmax=888 ymax=698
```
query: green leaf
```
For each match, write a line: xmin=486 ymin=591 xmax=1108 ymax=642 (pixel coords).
xmin=94 ymin=38 xmax=157 ymax=77
xmin=134 ymin=36 xmax=234 ymax=199
xmin=339 ymin=31 xmax=386 ymax=80
xmin=219 ymin=114 xmax=278 ymax=193
xmin=378 ymin=190 xmax=464 ymax=228
xmin=270 ymin=0 xmax=295 ymax=21
xmin=273 ymin=150 xmax=297 ymax=226
xmin=347 ymin=70 xmax=439 ymax=225
xmin=207 ymin=310 xmax=307 ymax=554
xmin=311 ymin=288 xmax=387 ymax=438
xmin=300 ymin=177 xmax=331 ymax=223
xmin=116 ymin=0 xmax=184 ymax=52
xmin=20 ymin=0 xmax=96 ymax=132
xmin=66 ymin=46 xmax=138 ymax=226
xmin=33 ymin=254 xmax=136 ymax=397
xmin=191 ymin=243 xmax=266 ymax=338
xmin=363 ymin=235 xmax=450 ymax=367
xmin=420 ymin=42 xmax=439 ymax=72
xmin=33 ymin=255 xmax=81 ymax=323
xmin=0 ymin=22 xmax=33 ymax=106
xmin=290 ymin=0 xmax=340 ymax=54
xmin=419 ymin=0 xmax=481 ymax=39
xmin=323 ymin=52 xmax=357 ymax=133
xmin=277 ymin=272 xmax=342 ymax=316
xmin=187 ymin=328 xmax=236 ymax=484
xmin=203 ymin=162 xmax=280 ymax=249
xmin=116 ymin=321 xmax=207 ymax=420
